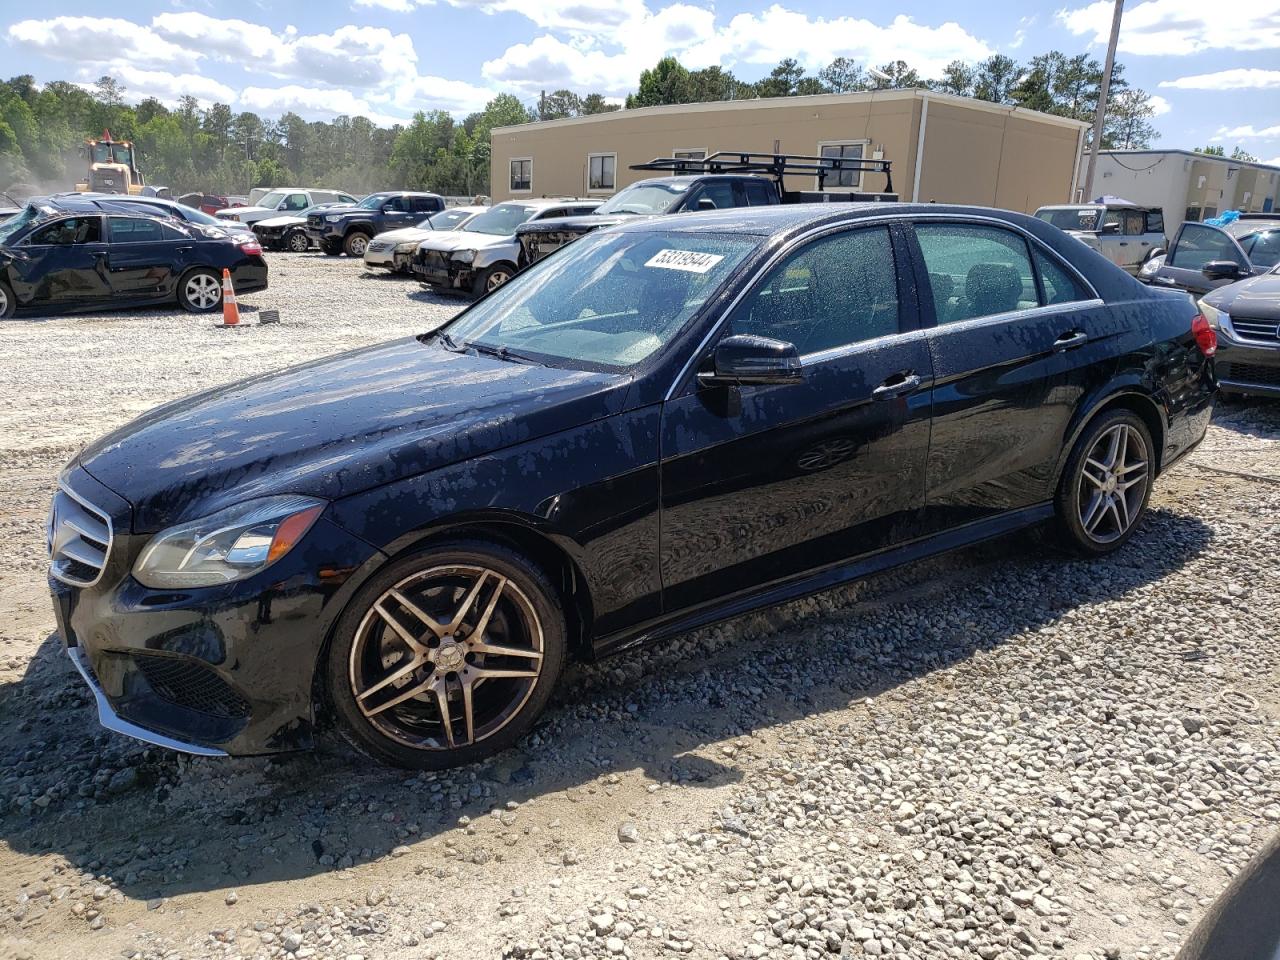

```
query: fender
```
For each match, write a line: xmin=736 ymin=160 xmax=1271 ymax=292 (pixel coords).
xmin=1052 ymin=375 xmax=1169 ymax=491
xmin=343 ymin=219 xmax=377 ymax=236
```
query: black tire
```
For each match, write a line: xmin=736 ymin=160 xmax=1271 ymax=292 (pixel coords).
xmin=326 ymin=540 xmax=567 ymax=770
xmin=321 ymin=239 xmax=342 ymax=256
xmin=286 ymin=229 xmax=310 ymax=253
xmin=177 ymin=268 xmax=223 ymax=313
xmin=1053 ymin=409 xmax=1154 ymax=556
xmin=472 ymin=262 xmax=517 ymax=298
xmin=343 ymin=231 xmax=372 ymax=258
xmin=0 ymin=280 xmax=15 ymax=319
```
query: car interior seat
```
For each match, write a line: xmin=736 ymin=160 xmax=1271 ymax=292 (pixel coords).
xmin=960 ymin=263 xmax=1022 ymax=320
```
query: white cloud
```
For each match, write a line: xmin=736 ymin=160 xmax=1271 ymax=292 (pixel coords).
xmin=1057 ymin=0 xmax=1280 ymax=55
xmin=1261 ymin=156 xmax=1280 ymax=167
xmin=1159 ymin=69 xmax=1280 ymax=91
xmin=355 ymin=0 xmax=648 ymax=34
xmin=484 ymin=7 xmax=994 ymax=96
xmin=1211 ymin=123 xmax=1280 ymax=142
xmin=1148 ymin=94 xmax=1172 ymax=116
xmin=239 ymin=85 xmax=406 ymax=127
xmin=82 ymin=65 xmax=238 ymax=107
xmin=151 ymin=12 xmax=288 ymax=61
xmin=7 ymin=16 xmax=192 ymax=64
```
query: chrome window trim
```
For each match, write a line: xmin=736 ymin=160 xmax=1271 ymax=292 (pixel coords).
xmin=49 ymin=481 xmax=113 ymax=588
xmin=925 ymin=298 xmax=1106 ymax=336
xmin=799 ymin=327 xmax=930 ymax=367
xmin=663 ymin=212 xmax=1103 ymax=402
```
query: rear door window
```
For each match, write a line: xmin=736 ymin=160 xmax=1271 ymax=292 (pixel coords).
xmin=1034 ymin=250 xmax=1090 ymax=305
xmin=1241 ymin=230 xmax=1280 ymax=269
xmin=1121 ymin=211 xmax=1146 ymax=235
xmin=1145 ymin=210 xmax=1164 ymax=234
xmin=108 ymin=217 xmax=169 ymax=242
xmin=1168 ymin=224 xmax=1244 ymax=269
xmin=687 ymin=181 xmax=736 ymax=210
xmin=914 ymin=224 xmax=1038 ymax=323
xmin=744 ymin=180 xmax=775 ymax=206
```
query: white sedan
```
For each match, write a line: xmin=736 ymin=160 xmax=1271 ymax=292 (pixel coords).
xmin=363 ymin=206 xmax=487 ymax=273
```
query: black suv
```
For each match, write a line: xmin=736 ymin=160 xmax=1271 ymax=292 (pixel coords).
xmin=307 ymin=192 xmax=446 ymax=257
xmin=517 ymin=150 xmax=896 ymax=266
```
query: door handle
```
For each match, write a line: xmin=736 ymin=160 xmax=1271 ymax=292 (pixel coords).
xmin=872 ymin=372 xmax=921 ymax=400
xmin=1053 ymin=330 xmax=1088 ymax=352
xmin=1118 ymin=241 xmax=1129 ymax=246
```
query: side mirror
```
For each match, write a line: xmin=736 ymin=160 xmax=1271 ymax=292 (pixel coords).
xmin=698 ymin=335 xmax=802 ymax=387
xmin=696 ymin=197 xmax=717 ymax=211
xmin=1100 ymin=221 xmax=1120 ymax=235
xmin=1202 ymin=260 xmax=1242 ymax=282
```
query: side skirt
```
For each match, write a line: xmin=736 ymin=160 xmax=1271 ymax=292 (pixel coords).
xmin=593 ymin=503 xmax=1055 ymax=660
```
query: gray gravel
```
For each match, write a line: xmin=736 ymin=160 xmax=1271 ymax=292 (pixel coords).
xmin=0 ymin=255 xmax=1277 ymax=960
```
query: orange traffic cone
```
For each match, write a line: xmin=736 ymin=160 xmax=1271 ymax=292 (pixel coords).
xmin=217 ymin=268 xmax=242 ymax=328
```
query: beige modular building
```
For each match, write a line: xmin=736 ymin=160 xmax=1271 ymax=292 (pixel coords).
xmin=1083 ymin=149 xmax=1280 ymax=222
xmin=490 ymin=89 xmax=1090 ymax=212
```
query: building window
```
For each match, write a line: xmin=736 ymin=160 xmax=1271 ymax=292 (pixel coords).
xmin=588 ymin=153 xmax=616 ymax=191
xmin=816 ymin=141 xmax=867 ymax=190
xmin=673 ymin=148 xmax=706 ymax=161
xmin=510 ymin=158 xmax=532 ymax=193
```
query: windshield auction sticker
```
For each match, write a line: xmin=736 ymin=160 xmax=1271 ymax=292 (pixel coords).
xmin=644 ymin=249 xmax=725 ymax=273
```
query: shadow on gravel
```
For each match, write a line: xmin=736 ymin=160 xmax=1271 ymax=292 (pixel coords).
xmin=1211 ymin=397 xmax=1280 ymax=441
xmin=0 ymin=508 xmax=1213 ymax=903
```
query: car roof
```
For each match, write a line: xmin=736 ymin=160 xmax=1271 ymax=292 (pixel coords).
xmin=498 ymin=198 xmax=602 ymax=210
xmin=609 ymin=202 xmax=1056 ymax=238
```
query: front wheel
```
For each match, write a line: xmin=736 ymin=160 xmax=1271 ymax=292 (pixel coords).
xmin=177 ymin=268 xmax=223 ymax=313
xmin=472 ymin=263 xmax=516 ymax=298
xmin=0 ymin=280 xmax=15 ymax=319
xmin=326 ymin=541 xmax=566 ymax=769
xmin=344 ymin=231 xmax=371 ymax=257
xmin=286 ymin=229 xmax=310 ymax=253
xmin=1054 ymin=410 xmax=1154 ymax=555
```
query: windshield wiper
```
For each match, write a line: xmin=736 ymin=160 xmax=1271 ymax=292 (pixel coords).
xmin=433 ymin=330 xmax=464 ymax=352
xmin=465 ymin=341 xmax=541 ymax=365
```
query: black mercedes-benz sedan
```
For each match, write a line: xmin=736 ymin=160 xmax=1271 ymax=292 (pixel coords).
xmin=50 ymin=204 xmax=1216 ymax=768
xmin=0 ymin=200 xmax=267 ymax=318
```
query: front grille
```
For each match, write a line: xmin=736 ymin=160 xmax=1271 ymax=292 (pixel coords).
xmin=307 ymin=215 xmax=322 ymax=228
xmin=132 ymin=653 xmax=250 ymax=720
xmin=415 ymin=249 xmax=449 ymax=272
xmin=48 ymin=485 xmax=112 ymax=587
xmin=1219 ymin=362 xmax=1280 ymax=387
xmin=368 ymin=239 xmax=393 ymax=252
xmin=1230 ymin=316 xmax=1280 ymax=342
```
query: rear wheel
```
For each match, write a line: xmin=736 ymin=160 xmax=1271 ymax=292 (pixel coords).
xmin=344 ymin=231 xmax=371 ymax=257
xmin=177 ymin=268 xmax=223 ymax=313
xmin=1054 ymin=410 xmax=1154 ymax=555
xmin=286 ymin=229 xmax=310 ymax=253
xmin=326 ymin=541 xmax=566 ymax=769
xmin=472 ymin=262 xmax=516 ymax=298
xmin=0 ymin=280 xmax=15 ymax=319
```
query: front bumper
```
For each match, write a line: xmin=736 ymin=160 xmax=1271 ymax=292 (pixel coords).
xmin=1216 ymin=337 xmax=1280 ymax=397
xmin=363 ymin=241 xmax=410 ymax=270
xmin=412 ymin=250 xmax=472 ymax=290
xmin=51 ymin=466 xmax=383 ymax=756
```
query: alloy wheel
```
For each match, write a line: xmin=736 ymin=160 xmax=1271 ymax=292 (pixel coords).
xmin=0 ymin=287 xmax=8 ymax=316
xmin=288 ymin=231 xmax=309 ymax=252
xmin=1077 ymin=422 xmax=1149 ymax=544
xmin=486 ymin=269 xmax=511 ymax=292
xmin=348 ymin=235 xmax=369 ymax=256
xmin=185 ymin=273 xmax=221 ymax=309
xmin=348 ymin=565 xmax=544 ymax=750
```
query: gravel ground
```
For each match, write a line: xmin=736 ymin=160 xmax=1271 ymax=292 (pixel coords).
xmin=0 ymin=254 xmax=1278 ymax=960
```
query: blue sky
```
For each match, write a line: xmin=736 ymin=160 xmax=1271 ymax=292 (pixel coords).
xmin=4 ymin=0 xmax=1279 ymax=162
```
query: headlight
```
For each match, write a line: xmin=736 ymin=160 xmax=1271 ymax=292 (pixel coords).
xmin=1140 ymin=254 xmax=1165 ymax=277
xmin=325 ymin=215 xmax=343 ymax=223
xmin=451 ymin=249 xmax=476 ymax=264
xmin=395 ymin=241 xmax=420 ymax=252
xmin=1199 ymin=299 xmax=1230 ymax=332
xmin=133 ymin=496 xmax=325 ymax=589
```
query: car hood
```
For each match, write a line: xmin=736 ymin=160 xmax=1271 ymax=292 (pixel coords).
xmin=219 ymin=205 xmax=272 ymax=219
xmin=77 ymin=338 xmax=630 ymax=533
xmin=519 ymin=213 xmax=636 ymax=235
xmin=375 ymin=226 xmax=432 ymax=244
xmin=309 ymin=204 xmax=366 ymax=218
xmin=418 ymin=230 xmax=515 ymax=252
xmin=1204 ymin=272 xmax=1280 ymax=320
xmin=256 ymin=214 xmax=306 ymax=229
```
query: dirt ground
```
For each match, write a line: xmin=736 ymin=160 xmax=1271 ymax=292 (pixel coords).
xmin=1 ymin=255 xmax=1278 ymax=960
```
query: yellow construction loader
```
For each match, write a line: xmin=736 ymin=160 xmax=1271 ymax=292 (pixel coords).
xmin=74 ymin=130 xmax=145 ymax=195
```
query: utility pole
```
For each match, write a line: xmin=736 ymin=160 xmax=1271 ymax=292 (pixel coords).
xmin=1082 ymin=0 xmax=1124 ymax=203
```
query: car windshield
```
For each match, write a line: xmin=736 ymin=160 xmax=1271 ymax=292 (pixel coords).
xmin=429 ymin=208 xmax=473 ymax=230
xmin=462 ymin=203 xmax=537 ymax=236
xmin=171 ymin=203 xmax=220 ymax=226
xmin=0 ymin=206 xmax=42 ymax=244
xmin=357 ymin=194 xmax=388 ymax=210
xmin=440 ymin=230 xmax=757 ymax=369
xmin=256 ymin=191 xmax=289 ymax=209
xmin=1237 ymin=229 xmax=1280 ymax=269
xmin=597 ymin=182 xmax=686 ymax=216
xmin=1036 ymin=207 xmax=1103 ymax=232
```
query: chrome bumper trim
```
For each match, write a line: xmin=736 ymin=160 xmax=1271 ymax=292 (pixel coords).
xmin=67 ymin=646 xmax=228 ymax=757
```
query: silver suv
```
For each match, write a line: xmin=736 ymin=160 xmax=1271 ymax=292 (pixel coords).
xmin=1034 ymin=200 xmax=1166 ymax=275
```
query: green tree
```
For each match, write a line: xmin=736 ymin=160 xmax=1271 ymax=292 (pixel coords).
xmin=628 ymin=57 xmax=694 ymax=108
xmin=973 ymin=55 xmax=1022 ymax=103
xmin=870 ymin=61 xmax=924 ymax=89
xmin=1195 ymin=146 xmax=1226 ymax=156
xmin=580 ymin=93 xmax=619 ymax=115
xmin=819 ymin=57 xmax=865 ymax=94
xmin=1231 ymin=146 xmax=1258 ymax=162
xmin=539 ymin=89 xmax=582 ymax=120
xmin=1103 ymin=88 xmax=1159 ymax=149
xmin=757 ymin=58 xmax=806 ymax=98
xmin=687 ymin=66 xmax=752 ymax=103
xmin=932 ymin=60 xmax=975 ymax=97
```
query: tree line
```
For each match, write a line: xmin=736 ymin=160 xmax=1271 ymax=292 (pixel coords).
xmin=0 ymin=48 xmax=1182 ymax=200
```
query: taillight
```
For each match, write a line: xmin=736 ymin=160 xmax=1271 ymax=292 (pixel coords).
xmin=236 ymin=238 xmax=263 ymax=256
xmin=1191 ymin=312 xmax=1217 ymax=357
